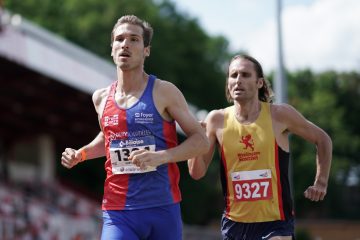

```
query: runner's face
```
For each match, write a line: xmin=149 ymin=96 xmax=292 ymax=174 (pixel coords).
xmin=111 ymin=23 xmax=150 ymax=70
xmin=227 ymin=58 xmax=263 ymax=102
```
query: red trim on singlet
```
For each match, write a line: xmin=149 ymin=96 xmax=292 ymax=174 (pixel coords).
xmin=102 ymin=83 xmax=130 ymax=210
xmin=163 ymin=121 xmax=181 ymax=202
xmin=274 ymin=141 xmax=285 ymax=220
xmin=221 ymin=145 xmax=231 ymax=218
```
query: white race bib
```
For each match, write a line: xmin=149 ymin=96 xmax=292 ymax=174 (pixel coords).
xmin=231 ymin=169 xmax=273 ymax=201
xmin=110 ymin=136 xmax=156 ymax=174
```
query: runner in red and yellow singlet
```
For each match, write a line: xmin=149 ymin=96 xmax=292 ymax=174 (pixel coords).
xmin=188 ymin=54 xmax=332 ymax=240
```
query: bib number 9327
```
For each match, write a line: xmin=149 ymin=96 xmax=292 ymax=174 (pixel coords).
xmin=231 ymin=169 xmax=273 ymax=201
xmin=233 ymin=180 xmax=272 ymax=201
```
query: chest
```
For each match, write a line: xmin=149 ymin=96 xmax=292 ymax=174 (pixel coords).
xmin=114 ymin=92 xmax=141 ymax=109
xmin=223 ymin=124 xmax=274 ymax=154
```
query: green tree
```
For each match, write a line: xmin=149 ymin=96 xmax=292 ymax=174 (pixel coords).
xmin=287 ymin=70 xmax=360 ymax=219
xmin=5 ymin=0 xmax=230 ymax=110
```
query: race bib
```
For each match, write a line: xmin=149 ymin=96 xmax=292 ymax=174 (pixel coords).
xmin=109 ymin=136 xmax=156 ymax=174
xmin=231 ymin=169 xmax=273 ymax=201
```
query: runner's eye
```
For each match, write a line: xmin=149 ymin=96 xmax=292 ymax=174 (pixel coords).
xmin=241 ymin=72 xmax=251 ymax=78
xmin=115 ymin=36 xmax=124 ymax=42
xmin=230 ymin=72 xmax=238 ymax=78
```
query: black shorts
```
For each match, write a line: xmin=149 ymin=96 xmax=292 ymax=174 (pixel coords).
xmin=221 ymin=215 xmax=295 ymax=240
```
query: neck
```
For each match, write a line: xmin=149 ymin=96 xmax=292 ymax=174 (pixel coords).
xmin=234 ymin=100 xmax=261 ymax=124
xmin=116 ymin=69 xmax=147 ymax=95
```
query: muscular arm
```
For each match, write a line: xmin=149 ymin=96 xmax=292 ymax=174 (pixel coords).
xmin=61 ymin=130 xmax=106 ymax=169
xmin=164 ymin=82 xmax=210 ymax=162
xmin=79 ymin=132 xmax=106 ymax=159
xmin=130 ymin=80 xmax=210 ymax=168
xmin=79 ymin=87 xmax=109 ymax=160
xmin=188 ymin=110 xmax=222 ymax=180
xmin=61 ymin=88 xmax=108 ymax=169
xmin=274 ymin=104 xmax=332 ymax=201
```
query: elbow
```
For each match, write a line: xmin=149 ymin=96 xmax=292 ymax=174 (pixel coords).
xmin=320 ymin=131 xmax=333 ymax=149
xmin=188 ymin=159 xmax=206 ymax=180
xmin=191 ymin=174 xmax=205 ymax=181
xmin=315 ymin=131 xmax=333 ymax=161
xmin=189 ymin=170 xmax=206 ymax=180
xmin=327 ymin=133 xmax=333 ymax=148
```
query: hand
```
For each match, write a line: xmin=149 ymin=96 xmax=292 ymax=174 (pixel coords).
xmin=304 ymin=181 xmax=327 ymax=202
xmin=129 ymin=149 xmax=167 ymax=170
xmin=61 ymin=148 xmax=82 ymax=169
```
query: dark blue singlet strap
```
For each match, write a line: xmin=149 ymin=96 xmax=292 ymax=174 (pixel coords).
xmin=139 ymin=74 xmax=156 ymax=102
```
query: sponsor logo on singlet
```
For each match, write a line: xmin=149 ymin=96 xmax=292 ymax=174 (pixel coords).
xmin=134 ymin=112 xmax=154 ymax=124
xmin=240 ymin=134 xmax=255 ymax=151
xmin=237 ymin=134 xmax=260 ymax=161
xmin=108 ymin=130 xmax=152 ymax=141
xmin=104 ymin=114 xmax=119 ymax=126
xmin=118 ymin=139 xmax=145 ymax=148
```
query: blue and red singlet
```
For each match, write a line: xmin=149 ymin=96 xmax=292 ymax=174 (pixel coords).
xmin=100 ymin=75 xmax=181 ymax=210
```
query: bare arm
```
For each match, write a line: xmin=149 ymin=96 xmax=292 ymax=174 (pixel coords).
xmin=61 ymin=132 xmax=106 ymax=168
xmin=61 ymin=88 xmax=108 ymax=169
xmin=130 ymin=80 xmax=209 ymax=169
xmin=187 ymin=110 xmax=222 ymax=180
xmin=274 ymin=104 xmax=332 ymax=201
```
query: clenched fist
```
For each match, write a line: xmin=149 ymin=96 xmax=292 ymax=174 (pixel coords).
xmin=61 ymin=148 xmax=83 ymax=169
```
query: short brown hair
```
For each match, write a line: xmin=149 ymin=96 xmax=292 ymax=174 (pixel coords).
xmin=225 ymin=54 xmax=273 ymax=103
xmin=110 ymin=15 xmax=153 ymax=47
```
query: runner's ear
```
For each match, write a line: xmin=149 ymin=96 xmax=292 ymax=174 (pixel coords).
xmin=144 ymin=46 xmax=150 ymax=57
xmin=257 ymin=78 xmax=264 ymax=89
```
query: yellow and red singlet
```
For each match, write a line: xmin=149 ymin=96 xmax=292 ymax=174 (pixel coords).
xmin=220 ymin=102 xmax=294 ymax=223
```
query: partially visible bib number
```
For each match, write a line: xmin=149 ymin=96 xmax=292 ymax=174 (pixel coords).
xmin=110 ymin=136 xmax=156 ymax=174
xmin=231 ymin=169 xmax=273 ymax=201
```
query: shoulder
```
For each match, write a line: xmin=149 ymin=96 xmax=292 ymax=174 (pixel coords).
xmin=153 ymin=78 xmax=186 ymax=107
xmin=206 ymin=109 xmax=225 ymax=130
xmin=92 ymin=87 xmax=109 ymax=104
xmin=154 ymin=78 xmax=180 ymax=94
xmin=92 ymin=86 xmax=110 ymax=111
xmin=270 ymin=103 xmax=299 ymax=121
xmin=270 ymin=103 xmax=309 ymax=134
xmin=207 ymin=109 xmax=225 ymax=121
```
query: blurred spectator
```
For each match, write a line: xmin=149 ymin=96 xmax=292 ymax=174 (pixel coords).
xmin=0 ymin=181 xmax=102 ymax=240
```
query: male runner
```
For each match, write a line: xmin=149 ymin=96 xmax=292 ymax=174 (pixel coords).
xmin=61 ymin=15 xmax=209 ymax=240
xmin=188 ymin=54 xmax=332 ymax=240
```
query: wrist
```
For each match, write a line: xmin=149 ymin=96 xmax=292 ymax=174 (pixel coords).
xmin=159 ymin=150 xmax=172 ymax=164
xmin=314 ymin=176 xmax=328 ymax=187
xmin=80 ymin=149 xmax=87 ymax=162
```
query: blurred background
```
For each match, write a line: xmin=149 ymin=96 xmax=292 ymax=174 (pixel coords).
xmin=0 ymin=0 xmax=359 ymax=239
